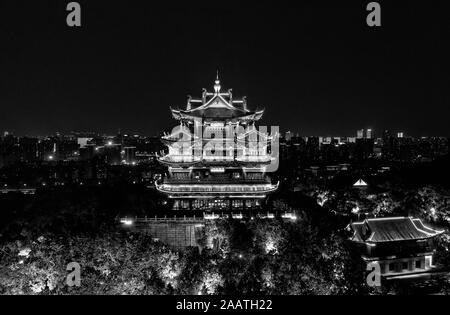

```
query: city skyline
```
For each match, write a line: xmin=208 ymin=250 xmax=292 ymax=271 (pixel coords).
xmin=1 ymin=2 xmax=450 ymax=137
xmin=1 ymin=126 xmax=446 ymax=139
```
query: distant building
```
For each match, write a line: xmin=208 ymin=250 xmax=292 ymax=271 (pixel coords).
xmin=79 ymin=144 xmax=96 ymax=160
xmin=104 ymin=143 xmax=122 ymax=165
xmin=18 ymin=137 xmax=38 ymax=162
xmin=353 ymin=179 xmax=368 ymax=188
xmin=357 ymin=129 xmax=364 ymax=139
xmin=285 ymin=131 xmax=293 ymax=142
xmin=349 ymin=217 xmax=444 ymax=279
xmin=77 ymin=137 xmax=93 ymax=148
xmin=124 ymin=146 xmax=136 ymax=164
xmin=0 ymin=187 xmax=36 ymax=195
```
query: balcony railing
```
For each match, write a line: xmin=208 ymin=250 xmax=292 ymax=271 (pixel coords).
xmin=164 ymin=177 xmax=271 ymax=185
xmin=159 ymin=154 xmax=272 ymax=164
xmin=156 ymin=182 xmax=279 ymax=193
xmin=119 ymin=211 xmax=297 ymax=225
xmin=159 ymin=155 xmax=202 ymax=163
xmin=236 ymin=156 xmax=272 ymax=163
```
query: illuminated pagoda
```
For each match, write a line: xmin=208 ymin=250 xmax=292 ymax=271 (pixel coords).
xmin=156 ymin=74 xmax=279 ymax=211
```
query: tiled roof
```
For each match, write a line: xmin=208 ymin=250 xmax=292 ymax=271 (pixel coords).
xmin=170 ymin=76 xmax=264 ymax=121
xmin=350 ymin=217 xmax=444 ymax=243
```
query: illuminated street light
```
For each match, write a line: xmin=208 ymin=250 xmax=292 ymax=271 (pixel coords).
xmin=352 ymin=206 xmax=360 ymax=214
xmin=430 ymin=207 xmax=436 ymax=216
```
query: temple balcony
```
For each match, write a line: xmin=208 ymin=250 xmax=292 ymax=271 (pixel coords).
xmin=159 ymin=155 xmax=202 ymax=163
xmin=236 ymin=155 xmax=272 ymax=163
xmin=202 ymin=137 xmax=236 ymax=142
xmin=156 ymin=182 xmax=279 ymax=194
xmin=202 ymin=156 xmax=235 ymax=162
xmin=158 ymin=152 xmax=274 ymax=167
xmin=164 ymin=177 xmax=272 ymax=185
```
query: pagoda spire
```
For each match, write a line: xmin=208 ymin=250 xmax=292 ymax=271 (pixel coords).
xmin=214 ymin=70 xmax=221 ymax=94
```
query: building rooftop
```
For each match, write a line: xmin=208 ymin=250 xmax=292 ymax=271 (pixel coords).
xmin=170 ymin=74 xmax=264 ymax=122
xmin=353 ymin=179 xmax=368 ymax=187
xmin=349 ymin=217 xmax=444 ymax=243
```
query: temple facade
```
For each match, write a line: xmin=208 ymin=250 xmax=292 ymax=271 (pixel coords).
xmin=156 ymin=74 xmax=279 ymax=211
xmin=349 ymin=217 xmax=444 ymax=279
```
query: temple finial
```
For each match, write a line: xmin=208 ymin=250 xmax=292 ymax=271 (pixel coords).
xmin=214 ymin=70 xmax=221 ymax=93
xmin=186 ymin=95 xmax=192 ymax=110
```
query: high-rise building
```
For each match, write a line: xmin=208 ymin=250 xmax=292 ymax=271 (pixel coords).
xmin=124 ymin=146 xmax=136 ymax=164
xmin=18 ymin=137 xmax=38 ymax=162
xmin=285 ymin=131 xmax=293 ymax=142
xmin=357 ymin=129 xmax=364 ymax=139
xmin=366 ymin=129 xmax=373 ymax=139
xmin=156 ymin=74 xmax=278 ymax=211
xmin=104 ymin=143 xmax=122 ymax=165
xmin=79 ymin=144 xmax=96 ymax=160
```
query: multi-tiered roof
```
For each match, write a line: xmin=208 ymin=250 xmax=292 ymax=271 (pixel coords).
xmin=170 ymin=74 xmax=265 ymax=124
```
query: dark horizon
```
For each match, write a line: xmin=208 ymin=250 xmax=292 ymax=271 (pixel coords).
xmin=1 ymin=1 xmax=450 ymax=138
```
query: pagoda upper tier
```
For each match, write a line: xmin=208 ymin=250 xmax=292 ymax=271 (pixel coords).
xmin=170 ymin=74 xmax=264 ymax=123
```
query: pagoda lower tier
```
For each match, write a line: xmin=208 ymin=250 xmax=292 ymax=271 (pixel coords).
xmin=155 ymin=167 xmax=279 ymax=210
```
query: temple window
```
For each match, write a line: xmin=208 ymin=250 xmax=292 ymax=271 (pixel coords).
xmin=402 ymin=262 xmax=408 ymax=270
xmin=415 ymin=260 xmax=422 ymax=269
xmin=389 ymin=263 xmax=395 ymax=272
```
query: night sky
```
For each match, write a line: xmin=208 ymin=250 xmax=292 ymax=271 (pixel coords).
xmin=1 ymin=1 xmax=449 ymax=137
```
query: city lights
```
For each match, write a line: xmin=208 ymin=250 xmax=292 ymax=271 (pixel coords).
xmin=120 ymin=219 xmax=133 ymax=226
